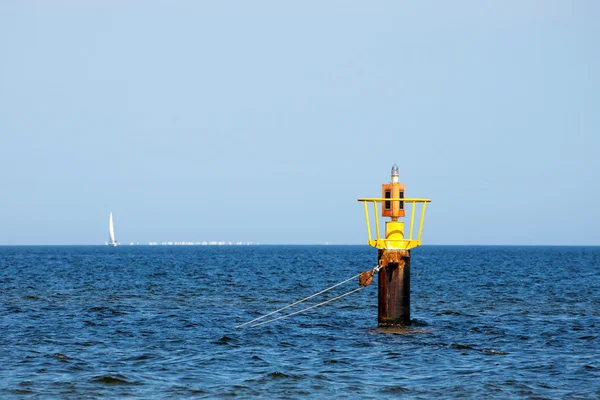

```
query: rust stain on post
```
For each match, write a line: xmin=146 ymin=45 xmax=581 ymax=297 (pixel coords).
xmin=378 ymin=249 xmax=411 ymax=326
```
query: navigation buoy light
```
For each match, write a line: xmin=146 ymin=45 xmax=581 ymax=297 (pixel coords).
xmin=358 ymin=166 xmax=430 ymax=251
xmin=382 ymin=164 xmax=405 ymax=220
xmin=358 ymin=166 xmax=431 ymax=326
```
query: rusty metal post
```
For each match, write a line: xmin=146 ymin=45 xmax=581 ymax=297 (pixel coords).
xmin=378 ymin=249 xmax=411 ymax=326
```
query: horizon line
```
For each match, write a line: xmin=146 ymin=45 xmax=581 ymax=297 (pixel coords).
xmin=0 ymin=244 xmax=598 ymax=247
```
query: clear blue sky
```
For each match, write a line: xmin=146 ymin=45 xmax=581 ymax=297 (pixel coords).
xmin=0 ymin=1 xmax=598 ymax=245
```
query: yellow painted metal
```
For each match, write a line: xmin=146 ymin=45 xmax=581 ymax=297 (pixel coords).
xmin=418 ymin=201 xmax=428 ymax=242
xmin=357 ymin=198 xmax=431 ymax=250
xmin=385 ymin=221 xmax=405 ymax=249
xmin=409 ymin=202 xmax=416 ymax=241
xmin=363 ymin=201 xmax=372 ymax=243
xmin=373 ymin=201 xmax=380 ymax=242
xmin=357 ymin=198 xmax=431 ymax=203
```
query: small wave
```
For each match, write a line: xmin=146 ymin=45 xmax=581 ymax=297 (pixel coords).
xmin=312 ymin=374 xmax=332 ymax=382
xmin=266 ymin=371 xmax=291 ymax=379
xmin=90 ymin=375 xmax=138 ymax=385
xmin=450 ymin=345 xmax=508 ymax=355
xmin=452 ymin=343 xmax=475 ymax=351
xmin=578 ymin=335 xmax=596 ymax=340
xmin=410 ymin=319 xmax=429 ymax=326
xmin=12 ymin=389 xmax=35 ymax=395
xmin=374 ymin=327 xmax=433 ymax=335
xmin=53 ymin=353 xmax=70 ymax=361
xmin=88 ymin=306 xmax=128 ymax=315
xmin=481 ymin=349 xmax=509 ymax=355
xmin=247 ymin=372 xmax=296 ymax=383
xmin=122 ymin=354 xmax=153 ymax=362
xmin=438 ymin=310 xmax=477 ymax=317
xmin=77 ymin=340 xmax=99 ymax=347
xmin=166 ymin=386 xmax=208 ymax=395
xmin=213 ymin=335 xmax=237 ymax=345
xmin=439 ymin=310 xmax=464 ymax=316
xmin=381 ymin=385 xmax=410 ymax=394
xmin=338 ymin=304 xmax=361 ymax=310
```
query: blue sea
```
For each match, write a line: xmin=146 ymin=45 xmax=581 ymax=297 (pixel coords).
xmin=1 ymin=245 xmax=599 ymax=398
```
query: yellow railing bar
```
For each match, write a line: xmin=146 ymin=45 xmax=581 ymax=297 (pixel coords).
xmin=418 ymin=201 xmax=427 ymax=242
xmin=409 ymin=202 xmax=416 ymax=240
xmin=373 ymin=201 xmax=380 ymax=242
xmin=363 ymin=201 xmax=372 ymax=243
xmin=357 ymin=198 xmax=431 ymax=203
xmin=358 ymin=198 xmax=431 ymax=248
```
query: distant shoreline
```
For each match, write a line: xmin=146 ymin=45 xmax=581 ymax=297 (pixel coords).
xmin=0 ymin=244 xmax=598 ymax=247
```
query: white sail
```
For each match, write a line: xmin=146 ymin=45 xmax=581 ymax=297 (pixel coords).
xmin=108 ymin=212 xmax=118 ymax=247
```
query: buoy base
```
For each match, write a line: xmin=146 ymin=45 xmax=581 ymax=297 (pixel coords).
xmin=378 ymin=249 xmax=411 ymax=326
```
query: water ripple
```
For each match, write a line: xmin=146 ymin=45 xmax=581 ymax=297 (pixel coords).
xmin=1 ymin=245 xmax=599 ymax=398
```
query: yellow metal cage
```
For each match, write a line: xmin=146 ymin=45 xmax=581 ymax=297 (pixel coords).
xmin=357 ymin=198 xmax=431 ymax=250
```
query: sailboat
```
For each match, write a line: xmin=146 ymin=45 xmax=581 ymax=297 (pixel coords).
xmin=108 ymin=212 xmax=119 ymax=247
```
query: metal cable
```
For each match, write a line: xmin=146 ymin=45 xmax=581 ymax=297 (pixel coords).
xmin=235 ymin=273 xmax=362 ymax=328
xmin=249 ymin=287 xmax=365 ymax=328
xmin=236 ymin=265 xmax=382 ymax=329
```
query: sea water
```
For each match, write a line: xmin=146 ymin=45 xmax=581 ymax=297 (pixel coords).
xmin=1 ymin=245 xmax=599 ymax=398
